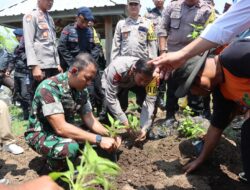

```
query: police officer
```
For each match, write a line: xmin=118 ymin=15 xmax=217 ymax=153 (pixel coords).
xmin=24 ymin=53 xmax=121 ymax=170
xmin=7 ymin=29 xmax=31 ymax=120
xmin=58 ymin=7 xmax=106 ymax=119
xmin=145 ymin=0 xmax=166 ymax=110
xmin=23 ymin=0 xmax=62 ymax=92
xmin=111 ymin=0 xmax=157 ymax=61
xmin=158 ymin=0 xmax=212 ymax=128
xmin=0 ymin=47 xmax=14 ymax=93
xmin=102 ymin=56 xmax=158 ymax=141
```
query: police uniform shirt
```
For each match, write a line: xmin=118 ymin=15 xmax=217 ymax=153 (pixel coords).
xmin=111 ymin=16 xmax=157 ymax=60
xmin=23 ymin=8 xmax=60 ymax=69
xmin=159 ymin=0 xmax=212 ymax=51
xmin=101 ymin=56 xmax=158 ymax=131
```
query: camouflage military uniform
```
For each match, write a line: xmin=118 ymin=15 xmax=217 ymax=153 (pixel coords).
xmin=111 ymin=17 xmax=157 ymax=60
xmin=24 ymin=72 xmax=92 ymax=165
xmin=102 ymin=56 xmax=158 ymax=131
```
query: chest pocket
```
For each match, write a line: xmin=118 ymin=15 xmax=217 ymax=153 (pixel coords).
xmin=121 ymin=26 xmax=131 ymax=41
xmin=170 ymin=11 xmax=181 ymax=29
xmin=38 ymin=22 xmax=49 ymax=40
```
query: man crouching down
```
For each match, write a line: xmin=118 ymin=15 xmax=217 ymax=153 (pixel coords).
xmin=25 ymin=53 xmax=121 ymax=170
xmin=102 ymin=56 xmax=158 ymax=141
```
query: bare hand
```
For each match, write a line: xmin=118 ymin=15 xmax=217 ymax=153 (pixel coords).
xmin=32 ymin=65 xmax=43 ymax=81
xmin=99 ymin=137 xmax=117 ymax=152
xmin=5 ymin=71 xmax=10 ymax=76
xmin=114 ymin=136 xmax=122 ymax=149
xmin=135 ymin=128 xmax=147 ymax=142
xmin=183 ymin=159 xmax=202 ymax=174
xmin=14 ymin=176 xmax=63 ymax=190
xmin=57 ymin=65 xmax=63 ymax=73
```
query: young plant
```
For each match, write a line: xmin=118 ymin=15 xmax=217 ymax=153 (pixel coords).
xmin=49 ymin=142 xmax=120 ymax=190
xmin=177 ymin=106 xmax=206 ymax=139
xmin=127 ymin=114 xmax=140 ymax=132
xmin=187 ymin=24 xmax=205 ymax=39
xmin=103 ymin=114 xmax=126 ymax=137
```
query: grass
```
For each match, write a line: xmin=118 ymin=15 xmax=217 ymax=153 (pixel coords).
xmin=10 ymin=105 xmax=28 ymax=136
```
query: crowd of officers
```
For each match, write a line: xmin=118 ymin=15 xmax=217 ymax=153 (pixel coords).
xmin=0 ymin=0 xmax=215 ymax=171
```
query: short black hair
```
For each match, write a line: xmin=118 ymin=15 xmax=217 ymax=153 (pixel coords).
xmin=134 ymin=58 xmax=155 ymax=76
xmin=69 ymin=53 xmax=97 ymax=72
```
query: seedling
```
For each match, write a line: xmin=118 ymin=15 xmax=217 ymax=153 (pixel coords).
xmin=103 ymin=114 xmax=127 ymax=137
xmin=177 ymin=106 xmax=206 ymax=139
xmin=49 ymin=142 xmax=120 ymax=190
xmin=127 ymin=114 xmax=140 ymax=132
xmin=187 ymin=24 xmax=204 ymax=39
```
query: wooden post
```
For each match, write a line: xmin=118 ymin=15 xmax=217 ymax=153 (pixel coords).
xmin=104 ymin=16 xmax=113 ymax=66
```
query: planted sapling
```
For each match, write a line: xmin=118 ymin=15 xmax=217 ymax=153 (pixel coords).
xmin=103 ymin=114 xmax=126 ymax=137
xmin=49 ymin=142 xmax=120 ymax=190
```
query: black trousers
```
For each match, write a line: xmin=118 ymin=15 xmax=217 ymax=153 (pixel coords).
xmin=241 ymin=118 xmax=250 ymax=181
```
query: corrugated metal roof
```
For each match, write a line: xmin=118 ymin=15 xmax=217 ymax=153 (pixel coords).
xmin=0 ymin=0 xmax=118 ymax=17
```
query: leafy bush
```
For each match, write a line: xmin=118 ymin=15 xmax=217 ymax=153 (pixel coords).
xmin=187 ymin=24 xmax=204 ymax=39
xmin=177 ymin=106 xmax=205 ymax=139
xmin=49 ymin=142 xmax=120 ymax=190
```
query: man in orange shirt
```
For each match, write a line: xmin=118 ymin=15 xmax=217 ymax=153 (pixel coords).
xmin=172 ymin=39 xmax=250 ymax=183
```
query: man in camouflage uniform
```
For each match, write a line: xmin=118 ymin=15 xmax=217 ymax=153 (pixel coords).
xmin=102 ymin=56 xmax=158 ymax=141
xmin=7 ymin=29 xmax=31 ymax=120
xmin=111 ymin=0 xmax=157 ymax=61
xmin=58 ymin=7 xmax=106 ymax=119
xmin=23 ymin=0 xmax=62 ymax=93
xmin=145 ymin=0 xmax=166 ymax=110
xmin=158 ymin=0 xmax=212 ymax=129
xmin=25 ymin=53 xmax=121 ymax=170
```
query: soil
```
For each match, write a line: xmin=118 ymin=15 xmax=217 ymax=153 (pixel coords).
xmin=0 ymin=117 xmax=249 ymax=190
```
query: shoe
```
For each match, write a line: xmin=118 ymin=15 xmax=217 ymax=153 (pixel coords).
xmin=0 ymin=178 xmax=9 ymax=184
xmin=2 ymin=144 xmax=24 ymax=155
xmin=239 ymin=172 xmax=248 ymax=183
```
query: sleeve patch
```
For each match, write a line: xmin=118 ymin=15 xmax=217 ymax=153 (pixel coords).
xmin=25 ymin=14 xmax=32 ymax=23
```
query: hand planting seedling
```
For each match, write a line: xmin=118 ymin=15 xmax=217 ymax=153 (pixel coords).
xmin=177 ymin=106 xmax=206 ymax=139
xmin=49 ymin=142 xmax=120 ymax=190
xmin=103 ymin=114 xmax=127 ymax=137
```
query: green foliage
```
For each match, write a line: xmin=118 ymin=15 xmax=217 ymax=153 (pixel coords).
xmin=178 ymin=106 xmax=205 ymax=139
xmin=127 ymin=114 xmax=140 ymax=132
xmin=187 ymin=24 xmax=205 ymax=40
xmin=103 ymin=114 xmax=126 ymax=137
xmin=49 ymin=142 xmax=120 ymax=190
xmin=0 ymin=26 xmax=18 ymax=53
xmin=10 ymin=105 xmax=28 ymax=136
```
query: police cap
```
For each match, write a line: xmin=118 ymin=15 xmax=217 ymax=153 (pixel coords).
xmin=77 ymin=7 xmax=94 ymax=21
xmin=13 ymin=28 xmax=23 ymax=36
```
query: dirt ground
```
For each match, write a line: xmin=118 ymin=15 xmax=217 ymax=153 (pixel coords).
xmin=0 ymin=117 xmax=249 ymax=190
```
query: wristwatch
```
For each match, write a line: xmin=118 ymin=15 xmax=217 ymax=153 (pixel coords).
xmin=96 ymin=135 xmax=102 ymax=144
